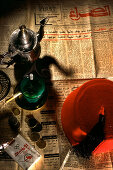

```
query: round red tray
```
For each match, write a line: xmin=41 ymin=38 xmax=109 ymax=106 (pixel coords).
xmin=61 ymin=79 xmax=113 ymax=146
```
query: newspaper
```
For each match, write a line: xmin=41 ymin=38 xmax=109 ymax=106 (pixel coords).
xmin=1 ymin=0 xmax=113 ymax=169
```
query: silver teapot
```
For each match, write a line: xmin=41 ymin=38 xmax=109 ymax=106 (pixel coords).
xmin=0 ymin=17 xmax=48 ymax=66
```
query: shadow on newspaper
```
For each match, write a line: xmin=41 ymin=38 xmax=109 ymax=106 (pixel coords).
xmin=14 ymin=55 xmax=73 ymax=83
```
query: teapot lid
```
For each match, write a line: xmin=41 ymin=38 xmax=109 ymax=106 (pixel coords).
xmin=9 ymin=25 xmax=37 ymax=53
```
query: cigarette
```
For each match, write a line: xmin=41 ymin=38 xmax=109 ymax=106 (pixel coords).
xmin=5 ymin=92 xmax=22 ymax=104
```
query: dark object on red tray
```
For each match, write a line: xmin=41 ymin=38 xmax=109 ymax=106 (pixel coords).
xmin=73 ymin=113 xmax=105 ymax=158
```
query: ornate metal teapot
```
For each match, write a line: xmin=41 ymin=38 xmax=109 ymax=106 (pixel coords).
xmin=0 ymin=17 xmax=48 ymax=66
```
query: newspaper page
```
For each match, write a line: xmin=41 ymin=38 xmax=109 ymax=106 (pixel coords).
xmin=1 ymin=0 xmax=113 ymax=80
xmin=28 ymin=0 xmax=113 ymax=80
